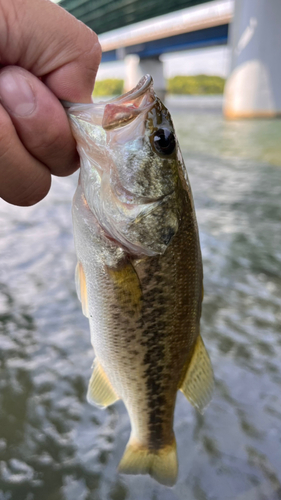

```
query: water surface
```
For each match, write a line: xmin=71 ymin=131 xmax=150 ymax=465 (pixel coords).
xmin=1 ymin=99 xmax=281 ymax=500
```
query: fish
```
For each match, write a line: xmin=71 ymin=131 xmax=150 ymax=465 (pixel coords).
xmin=65 ymin=74 xmax=214 ymax=487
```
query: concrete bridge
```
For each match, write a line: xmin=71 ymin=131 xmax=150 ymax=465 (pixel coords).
xmin=59 ymin=0 xmax=281 ymax=118
xmin=98 ymin=0 xmax=232 ymax=62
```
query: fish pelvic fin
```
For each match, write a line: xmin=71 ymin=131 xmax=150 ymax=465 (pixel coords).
xmin=87 ymin=359 xmax=119 ymax=409
xmin=118 ymin=436 xmax=178 ymax=487
xmin=179 ymin=334 xmax=214 ymax=414
xmin=75 ymin=262 xmax=89 ymax=318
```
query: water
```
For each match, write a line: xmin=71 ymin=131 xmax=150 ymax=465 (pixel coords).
xmin=1 ymin=98 xmax=281 ymax=500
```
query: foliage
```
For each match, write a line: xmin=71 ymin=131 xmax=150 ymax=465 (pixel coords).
xmin=93 ymin=79 xmax=124 ymax=96
xmin=92 ymin=75 xmax=225 ymax=97
xmin=167 ymin=75 xmax=225 ymax=95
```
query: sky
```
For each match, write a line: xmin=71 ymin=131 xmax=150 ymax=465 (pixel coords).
xmin=96 ymin=45 xmax=231 ymax=81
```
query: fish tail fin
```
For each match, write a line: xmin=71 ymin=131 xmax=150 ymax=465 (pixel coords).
xmin=118 ymin=435 xmax=178 ymax=487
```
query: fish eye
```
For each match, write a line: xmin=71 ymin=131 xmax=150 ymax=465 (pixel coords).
xmin=152 ymin=128 xmax=176 ymax=156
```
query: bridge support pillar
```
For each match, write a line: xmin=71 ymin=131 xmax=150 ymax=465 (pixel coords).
xmin=124 ymin=55 xmax=166 ymax=100
xmin=224 ymin=0 xmax=281 ymax=118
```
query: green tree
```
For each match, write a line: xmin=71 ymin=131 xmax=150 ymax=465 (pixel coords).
xmin=167 ymin=75 xmax=225 ymax=95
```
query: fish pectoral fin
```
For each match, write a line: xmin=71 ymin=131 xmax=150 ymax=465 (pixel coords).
xmin=75 ymin=262 xmax=89 ymax=318
xmin=87 ymin=359 xmax=119 ymax=409
xmin=179 ymin=334 xmax=214 ymax=414
xmin=118 ymin=435 xmax=178 ymax=487
xmin=106 ymin=261 xmax=142 ymax=314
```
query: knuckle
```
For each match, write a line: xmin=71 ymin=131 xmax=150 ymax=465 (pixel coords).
xmin=89 ymin=31 xmax=102 ymax=61
xmin=80 ymin=26 xmax=102 ymax=66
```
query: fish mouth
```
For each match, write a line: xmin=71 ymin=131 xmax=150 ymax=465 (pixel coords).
xmin=111 ymin=74 xmax=153 ymax=104
xmin=102 ymin=75 xmax=155 ymax=131
xmin=62 ymin=75 xmax=156 ymax=131
xmin=61 ymin=74 xmax=153 ymax=110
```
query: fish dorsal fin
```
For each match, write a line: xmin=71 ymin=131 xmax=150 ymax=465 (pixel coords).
xmin=87 ymin=359 xmax=119 ymax=408
xmin=75 ymin=262 xmax=89 ymax=318
xmin=179 ymin=334 xmax=214 ymax=414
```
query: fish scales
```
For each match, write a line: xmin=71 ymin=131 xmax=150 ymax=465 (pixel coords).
xmin=68 ymin=75 xmax=214 ymax=487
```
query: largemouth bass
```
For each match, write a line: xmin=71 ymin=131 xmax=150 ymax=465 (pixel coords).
xmin=66 ymin=75 xmax=214 ymax=486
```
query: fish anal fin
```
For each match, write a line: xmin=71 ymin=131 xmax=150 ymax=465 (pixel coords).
xmin=179 ymin=334 xmax=214 ymax=414
xmin=75 ymin=262 xmax=89 ymax=318
xmin=118 ymin=436 xmax=178 ymax=487
xmin=87 ymin=359 xmax=119 ymax=409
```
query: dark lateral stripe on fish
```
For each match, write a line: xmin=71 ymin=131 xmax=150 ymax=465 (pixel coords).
xmin=139 ymin=273 xmax=173 ymax=446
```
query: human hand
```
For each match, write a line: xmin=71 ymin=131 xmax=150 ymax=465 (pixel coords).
xmin=0 ymin=0 xmax=101 ymax=206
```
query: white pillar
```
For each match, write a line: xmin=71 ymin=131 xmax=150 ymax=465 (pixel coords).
xmin=124 ymin=55 xmax=166 ymax=100
xmin=224 ymin=0 xmax=281 ymax=118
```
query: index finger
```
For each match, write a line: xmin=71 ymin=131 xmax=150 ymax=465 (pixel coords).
xmin=0 ymin=0 xmax=101 ymax=102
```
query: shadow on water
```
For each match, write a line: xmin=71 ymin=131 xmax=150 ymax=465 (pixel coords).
xmin=0 ymin=103 xmax=281 ymax=499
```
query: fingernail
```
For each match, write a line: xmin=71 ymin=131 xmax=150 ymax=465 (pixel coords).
xmin=0 ymin=70 xmax=36 ymax=116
